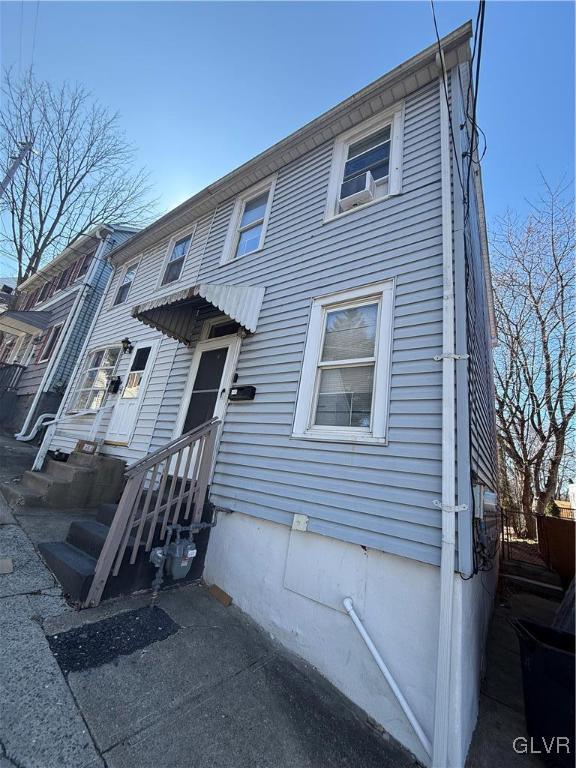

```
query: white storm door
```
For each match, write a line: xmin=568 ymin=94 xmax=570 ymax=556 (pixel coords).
xmin=106 ymin=342 xmax=157 ymax=444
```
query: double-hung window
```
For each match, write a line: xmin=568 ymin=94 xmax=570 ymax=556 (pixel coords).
xmin=113 ymin=261 xmax=138 ymax=305
xmin=70 ymin=346 xmax=120 ymax=411
xmin=221 ymin=176 xmax=276 ymax=264
xmin=293 ymin=281 xmax=394 ymax=443
xmin=75 ymin=252 xmax=92 ymax=280
xmin=38 ymin=323 xmax=64 ymax=363
xmin=161 ymin=234 xmax=192 ymax=286
xmin=325 ymin=106 xmax=404 ymax=220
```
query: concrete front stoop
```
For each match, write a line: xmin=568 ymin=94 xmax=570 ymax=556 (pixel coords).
xmin=1 ymin=451 xmax=126 ymax=510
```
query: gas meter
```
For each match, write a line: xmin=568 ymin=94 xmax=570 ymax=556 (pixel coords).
xmin=149 ymin=522 xmax=213 ymax=597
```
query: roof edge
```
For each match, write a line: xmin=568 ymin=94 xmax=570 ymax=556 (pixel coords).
xmin=18 ymin=224 xmax=115 ymax=293
xmin=109 ymin=21 xmax=473 ymax=265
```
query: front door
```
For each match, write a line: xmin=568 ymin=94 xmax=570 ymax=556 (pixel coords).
xmin=107 ymin=342 xmax=156 ymax=444
xmin=177 ymin=335 xmax=239 ymax=438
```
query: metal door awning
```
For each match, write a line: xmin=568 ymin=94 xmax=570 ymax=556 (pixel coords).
xmin=131 ymin=283 xmax=265 ymax=343
xmin=0 ymin=310 xmax=52 ymax=336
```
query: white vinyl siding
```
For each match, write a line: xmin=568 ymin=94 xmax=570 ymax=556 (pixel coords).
xmin=200 ymin=82 xmax=444 ymax=566
xmin=49 ymin=81 xmax=450 ymax=568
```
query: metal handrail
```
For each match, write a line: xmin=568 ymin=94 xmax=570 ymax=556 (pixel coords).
xmin=84 ymin=417 xmax=221 ymax=608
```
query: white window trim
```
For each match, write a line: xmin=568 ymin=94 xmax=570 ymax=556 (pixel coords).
xmin=68 ymin=344 xmax=122 ymax=414
xmin=292 ymin=280 xmax=395 ymax=444
xmin=324 ymin=104 xmax=405 ymax=223
xmin=112 ymin=258 xmax=140 ymax=307
xmin=38 ymin=322 xmax=64 ymax=363
xmin=156 ymin=224 xmax=197 ymax=290
xmin=220 ymin=174 xmax=277 ymax=265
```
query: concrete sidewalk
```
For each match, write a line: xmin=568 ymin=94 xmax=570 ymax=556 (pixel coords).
xmin=0 ymin=436 xmax=102 ymax=768
xmin=0 ymin=433 xmax=416 ymax=768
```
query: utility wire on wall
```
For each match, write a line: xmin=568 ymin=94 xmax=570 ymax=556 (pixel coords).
xmin=430 ymin=0 xmax=495 ymax=577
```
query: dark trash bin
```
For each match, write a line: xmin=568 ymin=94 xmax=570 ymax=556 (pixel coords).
xmin=513 ymin=619 xmax=575 ymax=768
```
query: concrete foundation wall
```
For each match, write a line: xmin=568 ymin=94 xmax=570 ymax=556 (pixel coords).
xmin=204 ymin=510 xmax=441 ymax=765
xmin=204 ymin=510 xmax=495 ymax=767
xmin=450 ymin=559 xmax=498 ymax=765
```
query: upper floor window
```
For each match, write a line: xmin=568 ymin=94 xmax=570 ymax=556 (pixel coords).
xmin=23 ymin=289 xmax=38 ymax=310
xmin=38 ymin=323 xmax=64 ymax=363
xmin=293 ymin=281 xmax=394 ymax=443
xmin=161 ymin=233 xmax=193 ymax=286
xmin=37 ymin=280 xmax=53 ymax=304
xmin=57 ymin=263 xmax=75 ymax=291
xmin=221 ymin=175 xmax=277 ymax=264
xmin=325 ymin=106 xmax=404 ymax=220
xmin=75 ymin=252 xmax=92 ymax=280
xmin=113 ymin=261 xmax=138 ymax=305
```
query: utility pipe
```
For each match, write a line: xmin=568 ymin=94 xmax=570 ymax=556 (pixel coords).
xmin=343 ymin=597 xmax=432 ymax=758
xmin=432 ymin=51 xmax=460 ymax=768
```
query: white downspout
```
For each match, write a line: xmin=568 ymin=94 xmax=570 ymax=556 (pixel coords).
xmin=30 ymin=240 xmax=117 ymax=470
xmin=16 ymin=229 xmax=110 ymax=439
xmin=432 ymin=53 xmax=462 ymax=768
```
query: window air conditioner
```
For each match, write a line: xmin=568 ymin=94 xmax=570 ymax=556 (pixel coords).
xmin=339 ymin=171 xmax=376 ymax=211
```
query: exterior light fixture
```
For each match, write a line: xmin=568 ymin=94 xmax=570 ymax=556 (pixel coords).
xmin=121 ymin=337 xmax=134 ymax=354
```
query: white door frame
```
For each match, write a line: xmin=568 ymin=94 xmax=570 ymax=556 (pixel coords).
xmin=106 ymin=338 xmax=160 ymax=445
xmin=172 ymin=332 xmax=241 ymax=440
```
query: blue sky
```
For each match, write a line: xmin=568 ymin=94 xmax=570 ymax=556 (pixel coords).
xmin=1 ymin=1 xmax=574 ymax=230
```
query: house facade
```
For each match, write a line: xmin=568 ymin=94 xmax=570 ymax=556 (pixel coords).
xmin=34 ymin=23 xmax=498 ymax=767
xmin=0 ymin=226 xmax=136 ymax=437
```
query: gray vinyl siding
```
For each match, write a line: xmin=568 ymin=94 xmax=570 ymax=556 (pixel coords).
xmin=48 ymin=79 xmax=467 ymax=568
xmin=17 ymin=290 xmax=79 ymax=396
xmin=195 ymin=80 xmax=445 ymax=566
xmin=464 ymin=166 xmax=497 ymax=491
xmin=455 ymin=64 xmax=497 ymax=493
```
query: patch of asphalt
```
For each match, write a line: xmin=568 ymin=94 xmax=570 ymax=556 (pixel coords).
xmin=48 ymin=606 xmax=179 ymax=675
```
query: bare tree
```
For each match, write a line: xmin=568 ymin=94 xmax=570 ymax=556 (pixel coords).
xmin=492 ymin=179 xmax=575 ymax=529
xmin=0 ymin=69 xmax=155 ymax=283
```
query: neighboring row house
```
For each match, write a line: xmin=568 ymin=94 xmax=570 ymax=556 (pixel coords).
xmin=8 ymin=22 xmax=498 ymax=768
xmin=0 ymin=226 xmax=136 ymax=436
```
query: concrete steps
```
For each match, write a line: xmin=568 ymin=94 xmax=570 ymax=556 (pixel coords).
xmin=37 ymin=493 xmax=210 ymax=604
xmin=1 ymin=450 xmax=126 ymax=510
xmin=1 ymin=480 xmax=47 ymax=508
xmin=39 ymin=541 xmax=97 ymax=604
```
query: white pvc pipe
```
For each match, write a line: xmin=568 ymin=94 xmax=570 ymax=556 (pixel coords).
xmin=343 ymin=597 xmax=432 ymax=758
xmin=432 ymin=53 xmax=458 ymax=768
